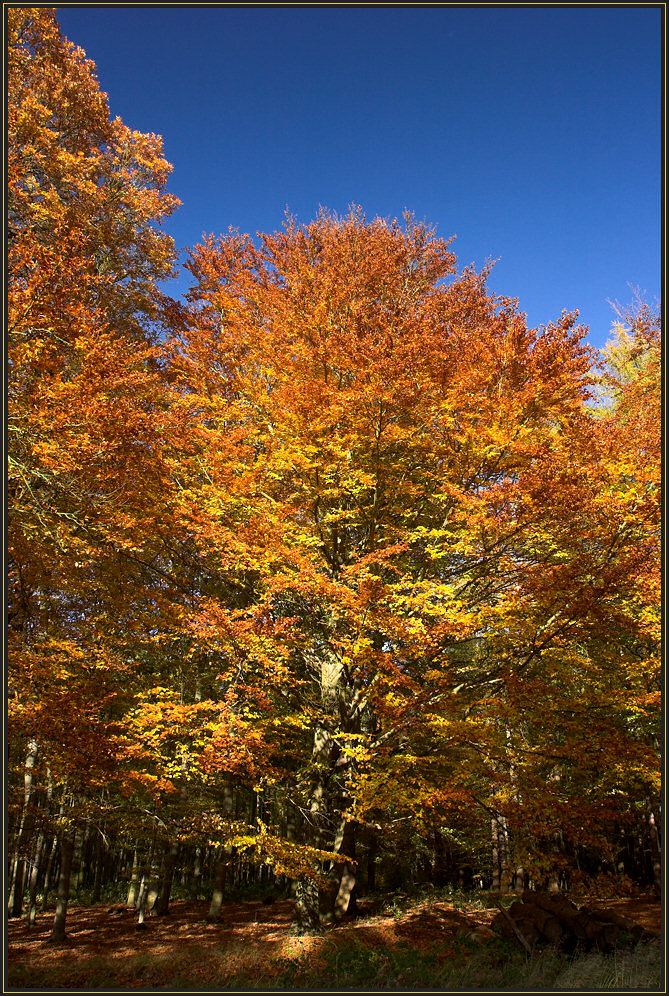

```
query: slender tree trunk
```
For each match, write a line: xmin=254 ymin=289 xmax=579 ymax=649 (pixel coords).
xmin=491 ymin=813 xmax=510 ymax=891
xmin=135 ymin=876 xmax=150 ymax=926
xmin=190 ymin=846 xmax=202 ymax=899
xmin=49 ymin=831 xmax=74 ymax=943
xmin=286 ymin=796 xmax=299 ymax=897
xmin=646 ymin=796 xmax=661 ymax=897
xmin=491 ymin=814 xmax=501 ymax=890
xmin=367 ymin=831 xmax=377 ymax=893
xmin=91 ymin=832 xmax=104 ymax=904
xmin=26 ymin=830 xmax=48 ymax=925
xmin=136 ymin=837 xmax=160 ymax=927
xmin=126 ymin=845 xmax=140 ymax=908
xmin=430 ymin=830 xmax=446 ymax=887
xmin=153 ymin=840 xmax=178 ymax=916
xmin=498 ymin=813 xmax=511 ymax=893
xmin=547 ymin=830 xmax=565 ymax=892
xmin=7 ymin=856 xmax=26 ymax=919
xmin=70 ymin=826 xmax=85 ymax=895
xmin=8 ymin=739 xmax=39 ymax=918
xmin=207 ymin=783 xmax=235 ymax=922
xmin=41 ymin=832 xmax=59 ymax=911
xmin=206 ymin=852 xmax=227 ymax=923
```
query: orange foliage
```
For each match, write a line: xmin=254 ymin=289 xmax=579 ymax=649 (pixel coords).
xmin=7 ymin=7 xmax=179 ymax=797
xmin=170 ymin=209 xmax=660 ymax=859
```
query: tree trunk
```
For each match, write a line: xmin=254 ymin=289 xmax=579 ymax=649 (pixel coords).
xmin=91 ymin=833 xmax=104 ymax=904
xmin=27 ymin=830 xmax=48 ymax=925
xmin=49 ymin=830 xmax=74 ymax=943
xmin=8 ymin=739 xmax=39 ymax=918
xmin=366 ymin=830 xmax=377 ymax=893
xmin=547 ymin=830 xmax=566 ymax=892
xmin=207 ymin=782 xmax=236 ymax=922
xmin=153 ymin=840 xmax=178 ymax=916
xmin=136 ymin=836 xmax=160 ymax=927
xmin=286 ymin=796 xmax=299 ymax=897
xmin=491 ymin=814 xmax=502 ymax=890
xmin=41 ymin=832 xmax=59 ymax=911
xmin=306 ymin=722 xmax=333 ymax=927
xmin=293 ymin=876 xmax=321 ymax=934
xmin=70 ymin=826 xmax=85 ymax=894
xmin=8 ymin=856 xmax=26 ymax=919
xmin=430 ymin=830 xmax=447 ymax=887
xmin=333 ymin=819 xmax=357 ymax=918
xmin=513 ymin=865 xmax=528 ymax=894
xmin=190 ymin=846 xmax=202 ymax=899
xmin=645 ymin=796 xmax=661 ymax=897
xmin=293 ymin=651 xmax=345 ymax=932
xmin=126 ymin=845 xmax=140 ymax=908
xmin=206 ymin=852 xmax=227 ymax=923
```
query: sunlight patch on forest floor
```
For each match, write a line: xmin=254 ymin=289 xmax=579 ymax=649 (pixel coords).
xmin=7 ymin=893 xmax=660 ymax=990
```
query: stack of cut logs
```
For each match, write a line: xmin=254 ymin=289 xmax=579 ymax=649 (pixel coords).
xmin=491 ymin=891 xmax=650 ymax=953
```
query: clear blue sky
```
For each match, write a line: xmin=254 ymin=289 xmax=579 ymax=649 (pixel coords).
xmin=57 ymin=5 xmax=661 ymax=350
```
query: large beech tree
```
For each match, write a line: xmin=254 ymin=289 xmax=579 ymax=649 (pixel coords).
xmin=169 ymin=211 xmax=660 ymax=924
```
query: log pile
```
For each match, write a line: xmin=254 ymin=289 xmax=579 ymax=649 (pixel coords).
xmin=491 ymin=891 xmax=651 ymax=953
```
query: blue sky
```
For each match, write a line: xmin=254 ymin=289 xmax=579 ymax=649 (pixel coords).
xmin=57 ymin=5 xmax=661 ymax=350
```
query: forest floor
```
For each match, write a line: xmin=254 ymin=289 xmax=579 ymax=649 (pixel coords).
xmin=6 ymin=891 xmax=661 ymax=991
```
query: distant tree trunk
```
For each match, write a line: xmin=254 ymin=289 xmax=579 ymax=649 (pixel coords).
xmin=91 ymin=832 xmax=104 ymax=904
xmin=49 ymin=830 xmax=74 ymax=943
xmin=430 ymin=830 xmax=445 ymax=887
xmin=7 ymin=856 xmax=26 ymax=919
xmin=646 ymin=796 xmax=661 ymax=897
xmin=136 ymin=836 xmax=160 ymax=927
xmin=498 ymin=814 xmax=510 ymax=891
xmin=547 ymin=830 xmax=566 ymax=892
xmin=27 ymin=830 xmax=48 ymax=925
xmin=153 ymin=840 xmax=179 ymax=916
xmin=190 ymin=846 xmax=202 ymax=899
xmin=70 ymin=826 xmax=85 ymax=894
xmin=286 ymin=796 xmax=299 ymax=897
xmin=206 ymin=852 xmax=228 ymax=923
xmin=135 ymin=878 xmax=149 ymax=926
xmin=491 ymin=814 xmax=500 ymax=890
xmin=41 ymin=831 xmax=59 ymax=911
xmin=491 ymin=813 xmax=510 ymax=891
xmin=512 ymin=865 xmax=528 ymax=894
xmin=8 ymin=739 xmax=39 ymax=918
xmin=366 ymin=829 xmax=378 ymax=893
xmin=126 ymin=845 xmax=140 ymax=908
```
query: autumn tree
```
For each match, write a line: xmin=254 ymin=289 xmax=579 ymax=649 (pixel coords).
xmin=591 ymin=298 xmax=661 ymax=892
xmin=7 ymin=6 xmax=180 ymax=935
xmin=166 ymin=208 xmax=661 ymax=927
